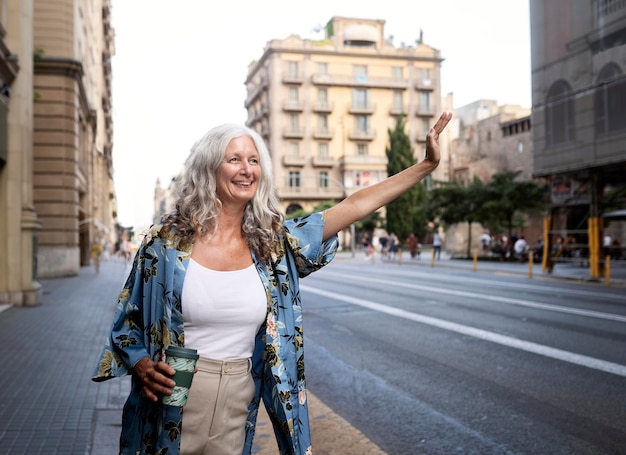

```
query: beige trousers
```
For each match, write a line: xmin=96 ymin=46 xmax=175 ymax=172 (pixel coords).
xmin=181 ymin=357 xmax=255 ymax=455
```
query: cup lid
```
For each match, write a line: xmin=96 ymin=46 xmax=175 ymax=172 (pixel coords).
xmin=165 ymin=346 xmax=199 ymax=360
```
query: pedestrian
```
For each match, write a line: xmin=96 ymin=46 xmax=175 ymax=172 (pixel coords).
xmin=406 ymin=233 xmax=420 ymax=259
xmin=433 ymin=232 xmax=442 ymax=260
xmin=90 ymin=239 xmax=103 ymax=274
xmin=92 ymin=112 xmax=452 ymax=455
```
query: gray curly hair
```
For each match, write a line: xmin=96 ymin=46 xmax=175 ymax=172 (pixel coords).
xmin=161 ymin=124 xmax=284 ymax=263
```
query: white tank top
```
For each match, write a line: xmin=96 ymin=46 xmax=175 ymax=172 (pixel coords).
xmin=182 ymin=259 xmax=266 ymax=360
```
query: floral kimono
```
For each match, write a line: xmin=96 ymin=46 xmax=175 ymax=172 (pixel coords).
xmin=93 ymin=212 xmax=338 ymax=455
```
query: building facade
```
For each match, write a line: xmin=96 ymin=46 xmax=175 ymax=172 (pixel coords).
xmin=244 ymin=16 xmax=446 ymax=216
xmin=444 ymin=99 xmax=542 ymax=255
xmin=530 ymin=0 xmax=626 ymax=275
xmin=0 ymin=0 xmax=117 ymax=305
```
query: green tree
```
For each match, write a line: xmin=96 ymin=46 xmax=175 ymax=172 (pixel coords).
xmin=483 ymin=171 xmax=547 ymax=238
xmin=385 ymin=115 xmax=424 ymax=243
xmin=427 ymin=177 xmax=488 ymax=257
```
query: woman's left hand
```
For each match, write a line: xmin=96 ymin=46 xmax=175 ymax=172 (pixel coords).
xmin=424 ymin=111 xmax=453 ymax=168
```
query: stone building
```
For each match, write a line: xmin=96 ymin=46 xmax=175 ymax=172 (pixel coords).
xmin=530 ymin=0 xmax=626 ymax=275
xmin=244 ymin=16 xmax=447 ymax=216
xmin=0 ymin=0 xmax=116 ymax=305
xmin=444 ymin=99 xmax=542 ymax=256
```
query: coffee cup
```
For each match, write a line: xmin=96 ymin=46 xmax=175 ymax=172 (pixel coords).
xmin=162 ymin=346 xmax=199 ymax=406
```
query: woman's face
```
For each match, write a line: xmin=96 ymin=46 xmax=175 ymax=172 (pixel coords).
xmin=216 ymin=135 xmax=261 ymax=207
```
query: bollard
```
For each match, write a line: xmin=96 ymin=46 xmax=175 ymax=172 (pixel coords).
xmin=528 ymin=252 xmax=533 ymax=279
xmin=473 ymin=251 xmax=478 ymax=272
xmin=605 ymin=255 xmax=611 ymax=285
xmin=431 ymin=248 xmax=435 ymax=267
xmin=398 ymin=247 xmax=402 ymax=265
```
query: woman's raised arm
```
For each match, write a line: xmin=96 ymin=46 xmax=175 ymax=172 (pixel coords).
xmin=323 ymin=111 xmax=452 ymax=241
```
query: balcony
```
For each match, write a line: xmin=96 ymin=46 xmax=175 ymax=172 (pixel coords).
xmin=282 ymin=72 xmax=304 ymax=84
xmin=282 ymin=127 xmax=304 ymax=139
xmin=282 ymin=100 xmax=304 ymax=112
xmin=282 ymin=155 xmax=307 ymax=167
xmin=390 ymin=104 xmax=408 ymax=116
xmin=348 ymin=129 xmax=376 ymax=141
xmin=348 ymin=103 xmax=376 ymax=115
xmin=312 ymin=128 xmax=334 ymax=140
xmin=415 ymin=106 xmax=436 ymax=117
xmin=244 ymin=77 xmax=268 ymax=107
xmin=340 ymin=155 xmax=387 ymax=166
xmin=312 ymin=155 xmax=336 ymax=167
xmin=311 ymin=74 xmax=410 ymax=89
xmin=415 ymin=79 xmax=435 ymax=91
xmin=313 ymin=101 xmax=334 ymax=113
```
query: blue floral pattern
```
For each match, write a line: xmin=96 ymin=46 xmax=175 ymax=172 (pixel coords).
xmin=93 ymin=212 xmax=338 ymax=455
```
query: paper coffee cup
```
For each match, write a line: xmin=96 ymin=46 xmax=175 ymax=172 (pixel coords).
xmin=162 ymin=346 xmax=199 ymax=407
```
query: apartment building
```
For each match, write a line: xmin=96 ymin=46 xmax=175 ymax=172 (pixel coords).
xmin=244 ymin=16 xmax=446 ymax=215
xmin=530 ymin=0 xmax=626 ymax=275
xmin=0 ymin=0 xmax=116 ymax=305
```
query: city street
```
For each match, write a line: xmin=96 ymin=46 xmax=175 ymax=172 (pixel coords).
xmin=301 ymin=254 xmax=626 ymax=454
xmin=0 ymin=253 xmax=624 ymax=454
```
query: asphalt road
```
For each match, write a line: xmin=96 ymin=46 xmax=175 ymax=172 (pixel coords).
xmin=300 ymin=259 xmax=626 ymax=455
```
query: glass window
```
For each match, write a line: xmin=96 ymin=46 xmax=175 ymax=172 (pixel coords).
xmin=595 ymin=63 xmax=626 ymax=136
xmin=318 ymin=171 xmax=329 ymax=188
xmin=288 ymin=142 xmax=299 ymax=156
xmin=393 ymin=91 xmax=403 ymax=110
xmin=288 ymin=171 xmax=301 ymax=188
xmin=545 ymin=80 xmax=575 ymax=146
xmin=288 ymin=87 xmax=298 ymax=102
xmin=353 ymin=88 xmax=369 ymax=108
xmin=287 ymin=61 xmax=299 ymax=77
xmin=356 ymin=143 xmax=368 ymax=156
xmin=392 ymin=66 xmax=403 ymax=80
xmin=419 ymin=92 xmax=431 ymax=110
xmin=355 ymin=115 xmax=370 ymax=132
xmin=318 ymin=142 xmax=329 ymax=157
xmin=289 ymin=113 xmax=299 ymax=131
xmin=318 ymin=87 xmax=328 ymax=104
xmin=318 ymin=114 xmax=329 ymax=132
xmin=317 ymin=62 xmax=328 ymax=75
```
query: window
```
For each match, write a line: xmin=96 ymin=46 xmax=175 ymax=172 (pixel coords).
xmin=287 ymin=61 xmax=299 ymax=77
xmin=318 ymin=114 xmax=329 ymax=133
xmin=288 ymin=171 xmax=301 ymax=188
xmin=318 ymin=142 xmax=329 ymax=157
xmin=354 ymin=65 xmax=368 ymax=83
xmin=318 ymin=88 xmax=328 ymax=105
xmin=393 ymin=91 xmax=403 ymax=111
xmin=419 ymin=92 xmax=431 ymax=110
xmin=289 ymin=113 xmax=299 ymax=132
xmin=421 ymin=118 xmax=430 ymax=136
xmin=420 ymin=68 xmax=431 ymax=82
xmin=355 ymin=171 xmax=371 ymax=187
xmin=355 ymin=115 xmax=370 ymax=133
xmin=392 ymin=66 xmax=403 ymax=80
xmin=352 ymin=88 xmax=369 ymax=108
xmin=595 ymin=63 xmax=626 ymax=136
xmin=545 ymin=80 xmax=575 ymax=146
xmin=288 ymin=142 xmax=299 ymax=156
xmin=318 ymin=171 xmax=329 ymax=188
xmin=288 ymin=87 xmax=298 ymax=102
xmin=317 ymin=62 xmax=327 ymax=75
xmin=356 ymin=143 xmax=368 ymax=156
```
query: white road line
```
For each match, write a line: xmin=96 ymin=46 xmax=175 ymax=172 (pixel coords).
xmin=314 ymin=272 xmax=626 ymax=323
xmin=301 ymin=285 xmax=626 ymax=378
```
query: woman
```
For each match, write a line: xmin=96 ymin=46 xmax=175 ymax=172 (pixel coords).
xmin=93 ymin=112 xmax=452 ymax=455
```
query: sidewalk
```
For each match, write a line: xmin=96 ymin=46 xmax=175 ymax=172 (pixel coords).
xmin=334 ymin=249 xmax=626 ymax=286
xmin=0 ymin=259 xmax=385 ymax=455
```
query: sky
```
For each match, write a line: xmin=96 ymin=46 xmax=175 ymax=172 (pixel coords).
xmin=110 ymin=0 xmax=531 ymax=229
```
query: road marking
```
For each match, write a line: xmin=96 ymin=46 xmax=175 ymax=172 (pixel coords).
xmin=315 ymin=272 xmax=626 ymax=323
xmin=300 ymin=285 xmax=626 ymax=378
